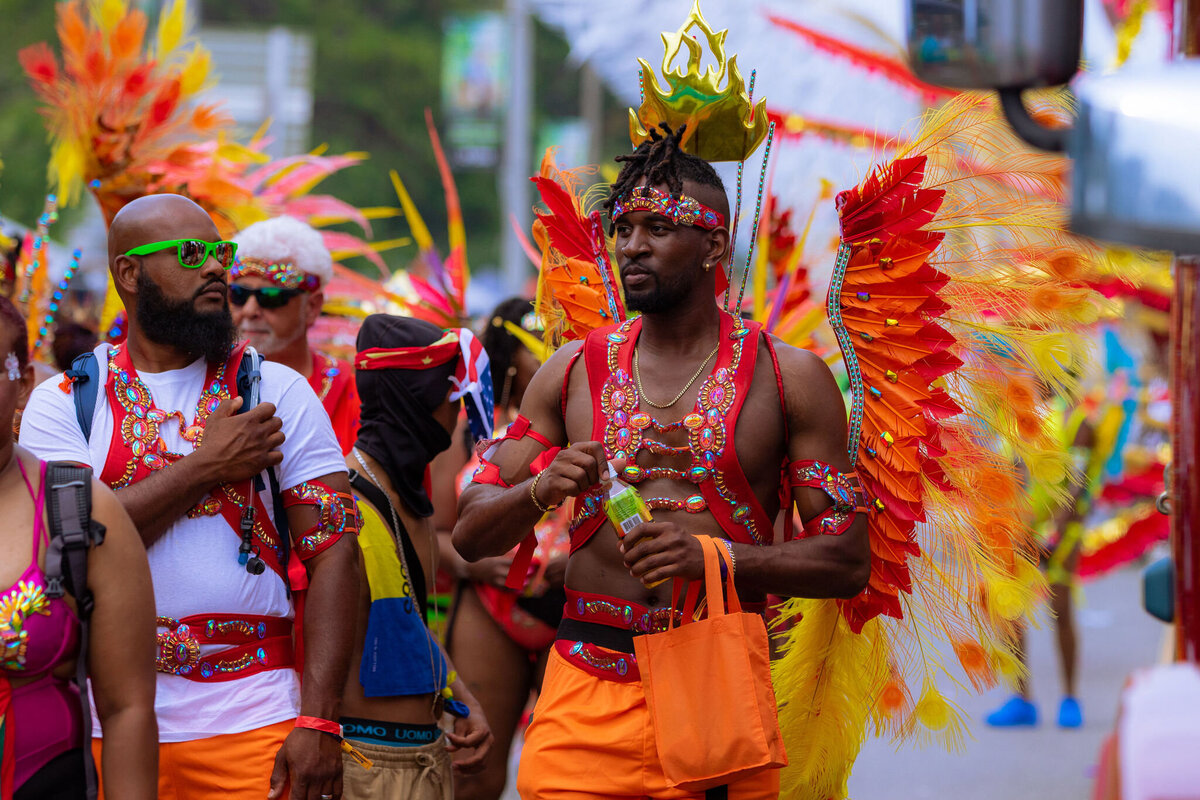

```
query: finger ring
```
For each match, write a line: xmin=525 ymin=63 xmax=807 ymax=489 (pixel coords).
xmin=321 ymin=795 xmax=334 ymax=799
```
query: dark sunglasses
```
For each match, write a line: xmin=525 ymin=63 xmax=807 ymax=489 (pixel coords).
xmin=229 ymin=284 xmax=305 ymax=309
xmin=125 ymin=239 xmax=238 ymax=269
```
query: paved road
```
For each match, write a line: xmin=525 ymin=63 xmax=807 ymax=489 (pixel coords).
xmin=848 ymin=558 xmax=1167 ymax=800
xmin=500 ymin=555 xmax=1167 ymax=799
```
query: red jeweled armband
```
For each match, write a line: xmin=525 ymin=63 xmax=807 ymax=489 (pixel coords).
xmin=282 ymin=481 xmax=361 ymax=560
xmin=789 ymin=460 xmax=868 ymax=536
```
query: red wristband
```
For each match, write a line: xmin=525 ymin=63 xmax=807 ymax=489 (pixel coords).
xmin=294 ymin=715 xmax=342 ymax=738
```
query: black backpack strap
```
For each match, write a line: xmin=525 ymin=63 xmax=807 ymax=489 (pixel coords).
xmin=234 ymin=348 xmax=292 ymax=584
xmin=66 ymin=352 xmax=100 ymax=442
xmin=43 ymin=462 xmax=106 ymax=800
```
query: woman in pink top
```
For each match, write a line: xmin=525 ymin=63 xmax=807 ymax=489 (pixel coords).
xmin=0 ymin=298 xmax=156 ymax=799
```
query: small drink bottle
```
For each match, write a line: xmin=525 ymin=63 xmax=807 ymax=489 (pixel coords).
xmin=604 ymin=462 xmax=652 ymax=539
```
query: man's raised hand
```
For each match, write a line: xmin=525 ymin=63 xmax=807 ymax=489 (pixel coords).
xmin=530 ymin=441 xmax=608 ymax=510
xmin=194 ymin=396 xmax=285 ymax=484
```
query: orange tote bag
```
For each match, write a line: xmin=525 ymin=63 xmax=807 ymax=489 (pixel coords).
xmin=633 ymin=535 xmax=787 ymax=791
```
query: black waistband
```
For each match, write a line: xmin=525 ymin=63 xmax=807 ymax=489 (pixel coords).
xmin=339 ymin=716 xmax=441 ymax=746
xmin=557 ymin=618 xmax=637 ymax=654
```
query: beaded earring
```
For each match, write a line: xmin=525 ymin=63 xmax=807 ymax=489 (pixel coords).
xmin=5 ymin=353 xmax=19 ymax=382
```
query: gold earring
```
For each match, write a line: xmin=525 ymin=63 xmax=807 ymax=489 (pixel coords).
xmin=703 ymin=261 xmax=712 ymax=272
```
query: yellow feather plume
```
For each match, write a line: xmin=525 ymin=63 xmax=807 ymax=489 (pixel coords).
xmin=155 ymin=0 xmax=187 ymax=60
xmin=772 ymin=599 xmax=889 ymax=800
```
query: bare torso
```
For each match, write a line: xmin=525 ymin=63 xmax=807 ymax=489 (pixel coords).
xmin=341 ymin=451 xmax=442 ymax=725
xmin=561 ymin=335 xmax=787 ymax=608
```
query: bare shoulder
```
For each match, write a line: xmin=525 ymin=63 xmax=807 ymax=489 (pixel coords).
xmin=90 ymin=479 xmax=138 ymax=542
xmin=531 ymin=340 xmax=584 ymax=383
xmin=523 ymin=339 xmax=585 ymax=410
xmin=768 ymin=337 xmax=842 ymax=408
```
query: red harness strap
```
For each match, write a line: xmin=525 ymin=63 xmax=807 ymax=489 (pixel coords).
xmin=469 ymin=414 xmax=562 ymax=590
xmin=471 ymin=415 xmax=557 ymax=489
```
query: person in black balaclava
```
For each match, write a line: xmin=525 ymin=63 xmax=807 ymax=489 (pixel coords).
xmin=353 ymin=314 xmax=459 ymax=518
xmin=339 ymin=314 xmax=493 ymax=800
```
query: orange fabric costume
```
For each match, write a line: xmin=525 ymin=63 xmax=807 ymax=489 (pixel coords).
xmin=93 ymin=718 xmax=292 ymax=800
xmin=309 ymin=350 xmax=359 ymax=455
xmin=518 ymin=648 xmax=779 ymax=800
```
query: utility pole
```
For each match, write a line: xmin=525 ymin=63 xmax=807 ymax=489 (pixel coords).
xmin=500 ymin=0 xmax=533 ymax=294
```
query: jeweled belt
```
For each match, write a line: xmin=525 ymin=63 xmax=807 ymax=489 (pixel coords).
xmin=155 ymin=613 xmax=293 ymax=682
xmin=553 ymin=589 xmax=686 ymax=682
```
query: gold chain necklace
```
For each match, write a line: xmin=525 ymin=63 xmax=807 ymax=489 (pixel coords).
xmin=633 ymin=342 xmax=720 ymax=409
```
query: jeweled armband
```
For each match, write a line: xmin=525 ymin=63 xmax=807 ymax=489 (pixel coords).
xmin=788 ymin=460 xmax=868 ymax=536
xmin=470 ymin=414 xmax=560 ymax=488
xmin=282 ymin=480 xmax=361 ymax=560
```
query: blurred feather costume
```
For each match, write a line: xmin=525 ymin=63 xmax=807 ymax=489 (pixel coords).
xmin=525 ymin=4 xmax=1120 ymax=798
xmin=19 ymin=0 xmax=393 ymax=340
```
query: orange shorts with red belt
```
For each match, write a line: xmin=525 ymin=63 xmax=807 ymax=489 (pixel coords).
xmin=517 ymin=589 xmax=780 ymax=800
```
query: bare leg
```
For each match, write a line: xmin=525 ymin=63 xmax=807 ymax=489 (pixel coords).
xmin=1049 ymin=542 xmax=1082 ymax=697
xmin=985 ymin=618 xmax=1038 ymax=726
xmin=450 ymin=584 xmax=535 ymax=800
xmin=1048 ymin=581 xmax=1076 ymax=695
xmin=1010 ymin=620 xmax=1031 ymax=700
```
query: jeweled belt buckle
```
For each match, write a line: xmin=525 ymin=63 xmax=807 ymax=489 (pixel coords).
xmin=155 ymin=618 xmax=200 ymax=676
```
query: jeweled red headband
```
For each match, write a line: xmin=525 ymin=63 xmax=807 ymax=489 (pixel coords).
xmin=610 ymin=185 xmax=725 ymax=230
xmin=231 ymin=257 xmax=321 ymax=291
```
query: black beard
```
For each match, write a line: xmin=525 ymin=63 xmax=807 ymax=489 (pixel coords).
xmin=136 ymin=271 xmax=235 ymax=365
xmin=623 ymin=272 xmax=693 ymax=314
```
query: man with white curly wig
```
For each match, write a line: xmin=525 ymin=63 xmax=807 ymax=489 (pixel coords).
xmin=233 ymin=216 xmax=360 ymax=453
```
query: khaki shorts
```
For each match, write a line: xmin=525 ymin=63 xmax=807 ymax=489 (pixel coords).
xmin=342 ymin=736 xmax=451 ymax=800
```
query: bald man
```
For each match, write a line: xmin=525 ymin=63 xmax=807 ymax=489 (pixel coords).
xmin=20 ymin=194 xmax=360 ymax=800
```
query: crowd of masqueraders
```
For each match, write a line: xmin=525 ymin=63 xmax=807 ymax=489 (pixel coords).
xmin=2 ymin=125 xmax=869 ymax=800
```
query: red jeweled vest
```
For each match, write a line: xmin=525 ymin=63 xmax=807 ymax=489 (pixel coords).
xmin=568 ymin=311 xmax=785 ymax=550
xmin=99 ymin=343 xmax=290 ymax=584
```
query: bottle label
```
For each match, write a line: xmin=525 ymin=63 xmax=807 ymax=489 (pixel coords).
xmin=605 ymin=488 xmax=651 ymax=538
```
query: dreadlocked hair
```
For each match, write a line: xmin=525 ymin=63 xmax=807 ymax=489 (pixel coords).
xmin=604 ymin=122 xmax=725 ymax=219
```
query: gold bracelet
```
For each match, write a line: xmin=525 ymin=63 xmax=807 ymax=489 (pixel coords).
xmin=529 ymin=471 xmax=557 ymax=514
xmin=721 ymin=539 xmax=737 ymax=577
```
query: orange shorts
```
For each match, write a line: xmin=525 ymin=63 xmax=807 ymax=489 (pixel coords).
xmin=94 ymin=718 xmax=292 ymax=800
xmin=517 ymin=646 xmax=780 ymax=799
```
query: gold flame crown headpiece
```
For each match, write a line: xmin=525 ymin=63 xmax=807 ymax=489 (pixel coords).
xmin=629 ymin=1 xmax=769 ymax=163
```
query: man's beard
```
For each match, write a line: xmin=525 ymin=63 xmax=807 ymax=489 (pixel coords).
xmin=622 ymin=270 xmax=692 ymax=314
xmin=136 ymin=271 xmax=235 ymax=364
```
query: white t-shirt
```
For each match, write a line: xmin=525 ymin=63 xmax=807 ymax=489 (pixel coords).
xmin=20 ymin=344 xmax=347 ymax=742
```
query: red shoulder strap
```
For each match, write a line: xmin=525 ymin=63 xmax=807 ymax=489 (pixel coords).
xmin=762 ymin=334 xmax=796 ymax=540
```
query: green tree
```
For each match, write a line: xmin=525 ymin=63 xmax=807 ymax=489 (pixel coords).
xmin=0 ymin=1 xmax=65 ymax=229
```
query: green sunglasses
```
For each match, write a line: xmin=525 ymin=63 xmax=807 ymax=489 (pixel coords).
xmin=124 ymin=239 xmax=239 ymax=269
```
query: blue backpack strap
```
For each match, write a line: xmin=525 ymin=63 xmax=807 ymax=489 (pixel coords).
xmin=66 ymin=352 xmax=100 ymax=442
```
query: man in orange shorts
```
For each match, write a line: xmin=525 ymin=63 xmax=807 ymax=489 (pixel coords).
xmin=453 ymin=124 xmax=870 ymax=798
xmin=22 ymin=195 xmax=359 ymax=799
